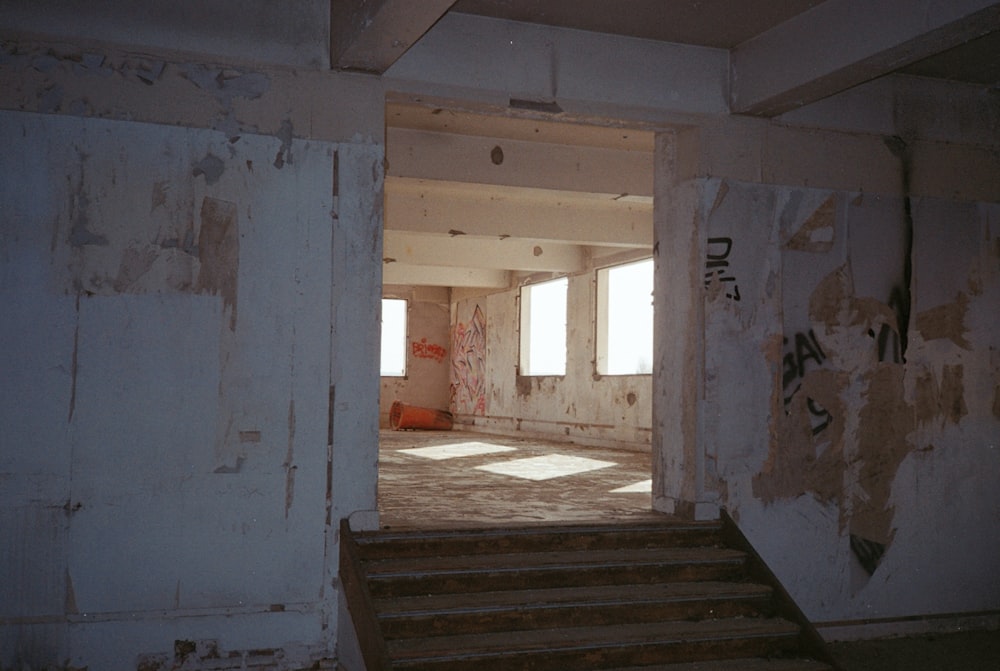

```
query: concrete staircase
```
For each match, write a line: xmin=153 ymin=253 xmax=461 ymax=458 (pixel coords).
xmin=339 ymin=514 xmax=840 ymax=670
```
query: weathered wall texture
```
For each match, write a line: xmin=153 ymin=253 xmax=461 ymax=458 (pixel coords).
xmin=3 ymin=5 xmax=999 ymax=666
xmin=451 ymin=272 xmax=653 ymax=449
xmin=698 ymin=173 xmax=1000 ymax=622
xmin=380 ymin=286 xmax=452 ymax=426
xmin=0 ymin=106 xmax=383 ymax=668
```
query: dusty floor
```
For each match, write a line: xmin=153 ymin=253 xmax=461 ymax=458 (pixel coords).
xmin=376 ymin=429 xmax=1000 ymax=669
xmin=378 ymin=428 xmax=659 ymax=528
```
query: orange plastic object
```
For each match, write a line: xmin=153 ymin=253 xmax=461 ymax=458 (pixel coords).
xmin=389 ymin=400 xmax=454 ymax=430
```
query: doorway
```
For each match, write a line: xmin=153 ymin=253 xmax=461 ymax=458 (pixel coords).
xmin=377 ymin=101 xmax=657 ymax=528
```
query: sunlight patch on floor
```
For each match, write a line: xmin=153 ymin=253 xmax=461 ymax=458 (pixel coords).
xmin=611 ymin=479 xmax=651 ymax=493
xmin=398 ymin=442 xmax=518 ymax=460
xmin=475 ymin=454 xmax=617 ymax=481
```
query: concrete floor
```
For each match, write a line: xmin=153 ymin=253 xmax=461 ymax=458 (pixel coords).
xmin=377 ymin=429 xmax=661 ymax=529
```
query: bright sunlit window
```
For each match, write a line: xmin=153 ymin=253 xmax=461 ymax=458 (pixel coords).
xmin=596 ymin=258 xmax=653 ymax=375
xmin=519 ymin=277 xmax=567 ymax=376
xmin=380 ymin=298 xmax=407 ymax=377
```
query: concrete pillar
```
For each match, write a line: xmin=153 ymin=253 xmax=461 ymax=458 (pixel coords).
xmin=651 ymin=129 xmax=716 ymax=519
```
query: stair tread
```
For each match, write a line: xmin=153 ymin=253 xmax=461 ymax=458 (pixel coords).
xmin=605 ymin=658 xmax=834 ymax=670
xmin=366 ymin=546 xmax=745 ymax=577
xmin=387 ymin=616 xmax=801 ymax=661
xmin=356 ymin=520 xmax=722 ymax=544
xmin=376 ymin=580 xmax=772 ymax=618
xmin=355 ymin=522 xmax=723 ymax=558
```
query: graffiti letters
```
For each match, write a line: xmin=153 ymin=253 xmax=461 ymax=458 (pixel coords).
xmin=705 ymin=237 xmax=741 ymax=301
xmin=450 ymin=304 xmax=487 ymax=416
xmin=782 ymin=329 xmax=832 ymax=435
xmin=412 ymin=338 xmax=446 ymax=363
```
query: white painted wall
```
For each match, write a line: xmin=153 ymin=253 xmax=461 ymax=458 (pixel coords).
xmin=654 ymin=119 xmax=1000 ymax=627
xmin=0 ymin=107 xmax=383 ymax=668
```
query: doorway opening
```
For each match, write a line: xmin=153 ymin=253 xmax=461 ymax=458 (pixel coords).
xmin=377 ymin=101 xmax=657 ymax=528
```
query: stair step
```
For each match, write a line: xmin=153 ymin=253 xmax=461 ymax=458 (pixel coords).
xmin=388 ymin=617 xmax=803 ymax=670
xmin=606 ymin=658 xmax=835 ymax=670
xmin=355 ymin=521 xmax=723 ymax=559
xmin=366 ymin=546 xmax=747 ymax=597
xmin=378 ymin=581 xmax=774 ymax=638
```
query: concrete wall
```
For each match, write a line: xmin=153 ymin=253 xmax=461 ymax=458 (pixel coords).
xmin=1 ymin=5 xmax=999 ymax=667
xmin=654 ymin=112 xmax=1000 ymax=628
xmin=0 ymin=38 xmax=384 ymax=669
xmin=451 ymin=270 xmax=653 ymax=449
xmin=380 ymin=285 xmax=452 ymax=427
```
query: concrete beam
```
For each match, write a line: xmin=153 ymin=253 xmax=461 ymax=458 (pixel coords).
xmin=387 ymin=127 xmax=653 ymax=198
xmin=385 ymin=12 xmax=729 ymax=118
xmin=382 ymin=262 xmax=510 ymax=288
xmin=731 ymin=0 xmax=1000 ymax=116
xmin=385 ymin=177 xmax=653 ymax=248
xmin=331 ymin=0 xmax=457 ymax=73
xmin=384 ymin=230 xmax=587 ymax=273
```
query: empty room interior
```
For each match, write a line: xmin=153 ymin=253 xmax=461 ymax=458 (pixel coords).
xmin=1 ymin=1 xmax=999 ymax=669
xmin=377 ymin=105 xmax=661 ymax=529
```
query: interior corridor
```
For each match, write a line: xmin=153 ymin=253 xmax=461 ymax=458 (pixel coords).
xmin=377 ymin=429 xmax=662 ymax=529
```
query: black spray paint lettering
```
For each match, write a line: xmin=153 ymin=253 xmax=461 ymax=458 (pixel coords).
xmin=705 ymin=236 xmax=741 ymax=301
xmin=782 ymin=329 xmax=832 ymax=435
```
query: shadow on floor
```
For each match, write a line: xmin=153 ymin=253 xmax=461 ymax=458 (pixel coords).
xmin=829 ymin=629 xmax=1000 ymax=670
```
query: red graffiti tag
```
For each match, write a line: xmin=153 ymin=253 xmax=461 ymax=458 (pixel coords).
xmin=412 ymin=338 xmax=447 ymax=363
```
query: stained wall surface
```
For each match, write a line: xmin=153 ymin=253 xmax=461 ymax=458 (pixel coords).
xmin=450 ymin=270 xmax=653 ymax=449
xmin=0 ymin=95 xmax=384 ymax=669
xmin=655 ymin=124 xmax=1000 ymax=626
xmin=1 ymin=5 xmax=999 ymax=668
xmin=380 ymin=286 xmax=452 ymax=426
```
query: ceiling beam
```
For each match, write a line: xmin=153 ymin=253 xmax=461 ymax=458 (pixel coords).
xmin=731 ymin=0 xmax=1000 ymax=117
xmin=385 ymin=178 xmax=653 ymax=248
xmin=387 ymin=127 xmax=653 ymax=198
xmin=382 ymin=262 xmax=510 ymax=289
xmin=384 ymin=230 xmax=588 ymax=273
xmin=330 ymin=0 xmax=457 ymax=73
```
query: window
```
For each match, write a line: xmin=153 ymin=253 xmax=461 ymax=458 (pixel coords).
xmin=380 ymin=298 xmax=407 ymax=376
xmin=596 ymin=258 xmax=653 ymax=375
xmin=519 ymin=277 xmax=567 ymax=376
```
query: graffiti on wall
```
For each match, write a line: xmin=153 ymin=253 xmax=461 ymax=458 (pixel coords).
xmin=704 ymin=236 xmax=741 ymax=301
xmin=450 ymin=304 xmax=486 ymax=415
xmin=412 ymin=338 xmax=447 ymax=363
xmin=782 ymin=329 xmax=832 ymax=435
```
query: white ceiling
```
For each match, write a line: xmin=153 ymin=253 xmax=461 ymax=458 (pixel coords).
xmin=383 ymin=105 xmax=655 ymax=289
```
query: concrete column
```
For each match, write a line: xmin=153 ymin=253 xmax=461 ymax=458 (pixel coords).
xmin=651 ymin=129 xmax=714 ymax=519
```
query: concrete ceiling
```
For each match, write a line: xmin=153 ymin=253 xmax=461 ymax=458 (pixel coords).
xmin=335 ymin=1 xmax=1000 ymax=93
xmin=3 ymin=2 xmax=995 ymax=291
xmin=365 ymin=1 xmax=1000 ymax=290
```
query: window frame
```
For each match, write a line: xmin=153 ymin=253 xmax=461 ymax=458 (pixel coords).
xmin=595 ymin=257 xmax=654 ymax=376
xmin=518 ymin=276 xmax=569 ymax=377
xmin=379 ymin=297 xmax=408 ymax=377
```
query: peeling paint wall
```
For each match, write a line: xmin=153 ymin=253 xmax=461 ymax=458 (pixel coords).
xmin=0 ymin=64 xmax=384 ymax=668
xmin=698 ymin=175 xmax=1000 ymax=622
xmin=450 ymin=270 xmax=653 ymax=449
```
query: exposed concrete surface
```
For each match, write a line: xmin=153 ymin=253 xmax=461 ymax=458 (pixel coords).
xmin=378 ymin=429 xmax=656 ymax=528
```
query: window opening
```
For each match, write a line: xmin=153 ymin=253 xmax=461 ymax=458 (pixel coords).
xmin=519 ymin=277 xmax=568 ymax=376
xmin=380 ymin=298 xmax=407 ymax=377
xmin=596 ymin=258 xmax=653 ymax=375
